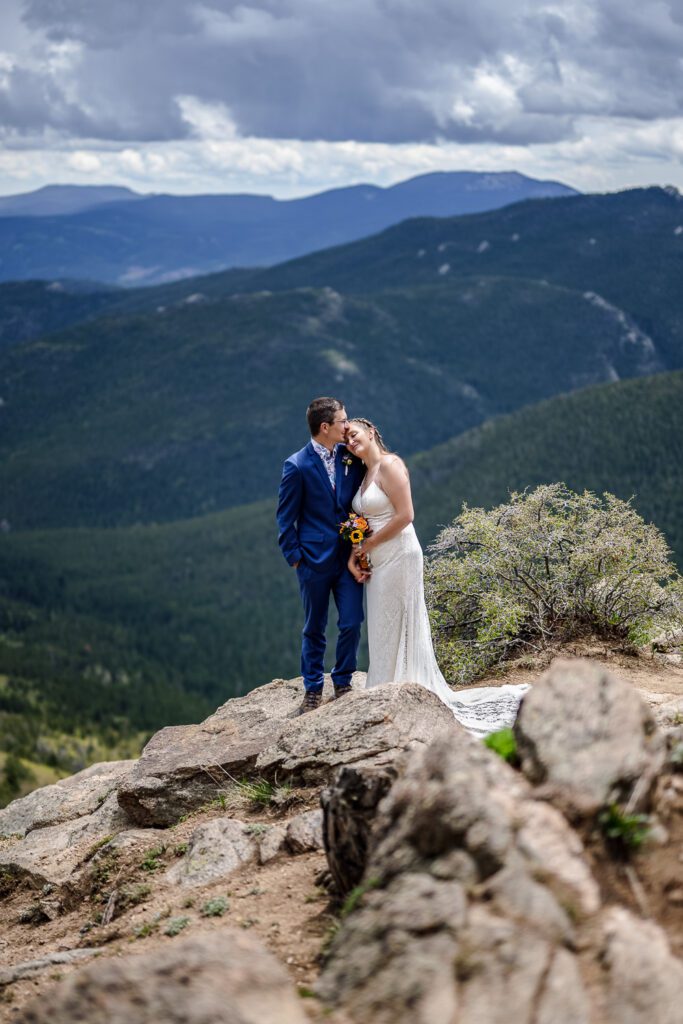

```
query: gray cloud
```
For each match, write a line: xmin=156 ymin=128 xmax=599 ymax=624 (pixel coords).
xmin=1 ymin=0 xmax=683 ymax=147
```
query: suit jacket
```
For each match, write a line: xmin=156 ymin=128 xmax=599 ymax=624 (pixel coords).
xmin=277 ymin=442 xmax=365 ymax=572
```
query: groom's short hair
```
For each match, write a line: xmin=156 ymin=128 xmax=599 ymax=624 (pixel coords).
xmin=307 ymin=397 xmax=344 ymax=436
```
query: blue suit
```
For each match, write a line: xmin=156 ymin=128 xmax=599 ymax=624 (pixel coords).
xmin=277 ymin=441 xmax=366 ymax=692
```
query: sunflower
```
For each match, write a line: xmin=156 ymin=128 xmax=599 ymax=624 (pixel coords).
xmin=349 ymin=529 xmax=363 ymax=543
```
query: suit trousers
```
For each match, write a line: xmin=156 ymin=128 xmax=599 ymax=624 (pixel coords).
xmin=296 ymin=559 xmax=364 ymax=692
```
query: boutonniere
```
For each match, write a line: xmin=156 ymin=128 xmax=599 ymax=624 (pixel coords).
xmin=342 ymin=454 xmax=354 ymax=476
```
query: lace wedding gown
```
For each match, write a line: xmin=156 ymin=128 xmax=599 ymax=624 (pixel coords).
xmin=353 ymin=481 xmax=528 ymax=738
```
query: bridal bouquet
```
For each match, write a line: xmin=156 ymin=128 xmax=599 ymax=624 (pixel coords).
xmin=338 ymin=513 xmax=370 ymax=544
xmin=339 ymin=513 xmax=372 ymax=571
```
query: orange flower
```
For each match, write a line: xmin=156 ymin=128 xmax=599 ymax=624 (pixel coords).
xmin=355 ymin=517 xmax=368 ymax=532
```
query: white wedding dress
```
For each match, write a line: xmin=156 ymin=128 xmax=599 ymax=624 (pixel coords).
xmin=352 ymin=481 xmax=528 ymax=738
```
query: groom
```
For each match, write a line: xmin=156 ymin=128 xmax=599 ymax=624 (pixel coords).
xmin=277 ymin=397 xmax=366 ymax=715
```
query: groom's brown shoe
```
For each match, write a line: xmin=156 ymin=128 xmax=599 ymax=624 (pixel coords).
xmin=333 ymin=684 xmax=353 ymax=700
xmin=295 ymin=690 xmax=323 ymax=716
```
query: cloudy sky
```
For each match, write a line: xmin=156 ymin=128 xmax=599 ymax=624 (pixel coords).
xmin=1 ymin=0 xmax=683 ymax=198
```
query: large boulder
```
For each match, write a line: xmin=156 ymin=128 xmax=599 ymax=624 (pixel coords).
xmin=285 ymin=808 xmax=324 ymax=853
xmin=654 ymin=695 xmax=683 ymax=732
xmin=0 ymin=792 xmax=130 ymax=898
xmin=321 ymin=764 xmax=398 ymax=896
xmin=318 ymin=734 xmax=600 ymax=1023
xmin=117 ymin=676 xmax=323 ymax=826
xmin=256 ymin=682 xmax=463 ymax=785
xmin=317 ymin=703 xmax=683 ymax=1024
xmin=514 ymin=658 xmax=666 ymax=815
xmin=0 ymin=760 xmax=136 ymax=839
xmin=17 ymin=930 xmax=309 ymax=1024
xmin=165 ymin=818 xmax=259 ymax=888
xmin=601 ymin=907 xmax=683 ymax=1024
xmin=163 ymin=809 xmax=324 ymax=888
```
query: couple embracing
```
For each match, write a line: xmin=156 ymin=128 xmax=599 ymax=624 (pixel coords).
xmin=277 ymin=396 xmax=527 ymax=734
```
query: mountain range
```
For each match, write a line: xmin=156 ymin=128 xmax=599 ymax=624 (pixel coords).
xmin=0 ymin=172 xmax=576 ymax=286
xmin=1 ymin=182 xmax=682 ymax=787
xmin=0 ymin=186 xmax=679 ymax=532
xmin=0 ymin=185 xmax=142 ymax=218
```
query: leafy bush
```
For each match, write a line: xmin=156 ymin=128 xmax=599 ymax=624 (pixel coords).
xmin=484 ymin=728 xmax=518 ymax=764
xmin=200 ymin=896 xmax=229 ymax=917
xmin=599 ymin=804 xmax=651 ymax=852
xmin=164 ymin=915 xmax=190 ymax=937
xmin=140 ymin=845 xmax=166 ymax=872
xmin=426 ymin=484 xmax=683 ymax=684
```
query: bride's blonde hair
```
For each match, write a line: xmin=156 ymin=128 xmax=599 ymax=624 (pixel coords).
xmin=349 ymin=417 xmax=391 ymax=453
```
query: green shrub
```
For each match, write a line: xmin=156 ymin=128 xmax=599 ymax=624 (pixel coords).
xmin=340 ymin=878 xmax=380 ymax=919
xmin=140 ymin=845 xmax=166 ymax=872
xmin=164 ymin=915 xmax=190 ymax=936
xmin=599 ymin=804 xmax=651 ymax=852
xmin=237 ymin=778 xmax=291 ymax=808
xmin=200 ymin=896 xmax=229 ymax=917
xmin=484 ymin=728 xmax=518 ymax=764
xmin=133 ymin=918 xmax=159 ymax=939
xmin=117 ymin=883 xmax=151 ymax=913
xmin=426 ymin=484 xmax=683 ymax=684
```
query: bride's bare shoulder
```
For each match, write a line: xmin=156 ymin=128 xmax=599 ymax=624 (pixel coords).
xmin=379 ymin=453 xmax=409 ymax=478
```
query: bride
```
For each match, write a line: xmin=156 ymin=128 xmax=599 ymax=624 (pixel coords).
xmin=346 ymin=417 xmax=528 ymax=738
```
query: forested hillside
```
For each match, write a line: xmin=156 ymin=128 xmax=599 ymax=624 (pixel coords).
xmin=1 ymin=370 xmax=681 ymax=790
xmin=0 ymin=226 xmax=672 ymax=527
xmin=2 ymin=187 xmax=682 ymax=801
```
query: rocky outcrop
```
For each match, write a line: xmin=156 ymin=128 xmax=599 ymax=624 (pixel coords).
xmin=515 ymin=658 xmax=666 ymax=815
xmin=118 ymin=679 xmax=461 ymax=826
xmin=321 ymin=765 xmax=399 ymax=896
xmin=0 ymin=760 xmax=135 ymax=839
xmin=318 ymin=733 xmax=603 ymax=1023
xmin=0 ymin=791 xmax=130 ymax=898
xmin=285 ymin=808 xmax=324 ymax=853
xmin=601 ymin=907 xmax=683 ymax=1024
xmin=117 ymin=676 xmax=307 ymax=827
xmin=1 ymin=676 xmax=412 ymax=898
xmin=164 ymin=808 xmax=326 ymax=888
xmin=317 ymin=661 xmax=683 ymax=1024
xmin=165 ymin=818 xmax=260 ymax=888
xmin=655 ymin=695 xmax=683 ymax=730
xmin=1 ymin=658 xmax=682 ymax=1023
xmin=17 ymin=930 xmax=309 ymax=1024
xmin=256 ymin=682 xmax=463 ymax=784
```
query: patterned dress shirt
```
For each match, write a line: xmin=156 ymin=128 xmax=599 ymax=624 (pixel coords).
xmin=312 ymin=440 xmax=339 ymax=490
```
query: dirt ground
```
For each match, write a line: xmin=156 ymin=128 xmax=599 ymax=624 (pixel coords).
xmin=472 ymin=637 xmax=683 ymax=700
xmin=0 ymin=791 xmax=336 ymax=1022
xmin=1 ymin=645 xmax=682 ymax=1022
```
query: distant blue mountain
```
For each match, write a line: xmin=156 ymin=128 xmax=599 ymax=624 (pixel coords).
xmin=0 ymin=184 xmax=143 ymax=218
xmin=0 ymin=171 xmax=578 ymax=286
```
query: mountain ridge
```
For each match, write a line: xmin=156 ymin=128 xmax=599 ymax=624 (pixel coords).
xmin=0 ymin=171 xmax=577 ymax=285
xmin=0 ymin=275 xmax=665 ymax=529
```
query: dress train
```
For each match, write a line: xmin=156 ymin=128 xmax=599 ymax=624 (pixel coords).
xmin=353 ymin=481 xmax=528 ymax=738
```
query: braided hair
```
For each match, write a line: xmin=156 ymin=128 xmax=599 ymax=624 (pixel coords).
xmin=349 ymin=417 xmax=391 ymax=453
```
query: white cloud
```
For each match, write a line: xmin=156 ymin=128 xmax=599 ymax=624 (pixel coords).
xmin=4 ymin=0 xmax=683 ymax=147
xmin=67 ymin=150 xmax=102 ymax=172
xmin=1 ymin=0 xmax=683 ymax=197
xmin=1 ymin=112 xmax=683 ymax=201
xmin=176 ymin=95 xmax=239 ymax=140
